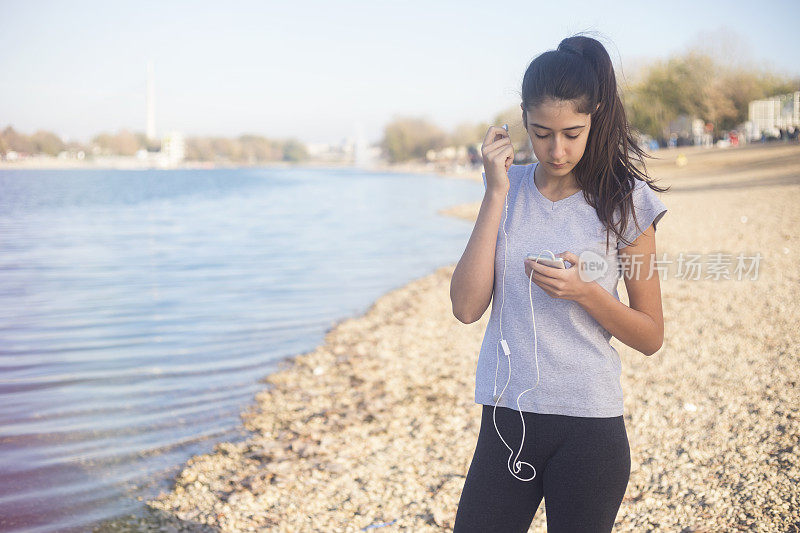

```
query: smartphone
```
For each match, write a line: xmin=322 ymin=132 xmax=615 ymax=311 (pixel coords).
xmin=526 ymin=254 xmax=566 ymax=269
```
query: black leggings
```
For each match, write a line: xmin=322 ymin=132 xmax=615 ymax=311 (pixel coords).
xmin=454 ymin=405 xmax=631 ymax=533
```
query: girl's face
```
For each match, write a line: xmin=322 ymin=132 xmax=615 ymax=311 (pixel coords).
xmin=522 ymin=98 xmax=592 ymax=178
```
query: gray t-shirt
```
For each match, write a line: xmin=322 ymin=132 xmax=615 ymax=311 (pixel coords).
xmin=476 ymin=162 xmax=668 ymax=417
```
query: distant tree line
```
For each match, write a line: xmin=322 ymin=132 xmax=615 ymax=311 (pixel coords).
xmin=1 ymin=126 xmax=74 ymax=156
xmin=624 ymin=51 xmax=797 ymax=141
xmin=4 ymin=47 xmax=797 ymax=165
xmin=0 ymin=126 xmax=309 ymax=163
xmin=184 ymin=135 xmax=307 ymax=163
xmin=381 ymin=49 xmax=799 ymax=163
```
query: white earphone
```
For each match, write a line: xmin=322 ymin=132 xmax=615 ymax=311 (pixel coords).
xmin=491 ymin=175 xmax=552 ymax=482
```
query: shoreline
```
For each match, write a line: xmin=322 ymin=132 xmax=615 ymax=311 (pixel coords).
xmin=0 ymin=156 xmax=481 ymax=184
xmin=0 ymin=155 xmax=475 ymax=176
xmin=102 ymin=143 xmax=799 ymax=532
xmin=4 ymin=141 xmax=797 ymax=179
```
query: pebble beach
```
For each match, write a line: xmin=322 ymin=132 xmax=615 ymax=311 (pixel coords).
xmin=106 ymin=143 xmax=799 ymax=532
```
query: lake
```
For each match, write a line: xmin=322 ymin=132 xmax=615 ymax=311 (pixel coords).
xmin=0 ymin=166 xmax=480 ymax=532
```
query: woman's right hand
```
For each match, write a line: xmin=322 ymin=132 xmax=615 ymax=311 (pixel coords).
xmin=481 ymin=125 xmax=514 ymax=192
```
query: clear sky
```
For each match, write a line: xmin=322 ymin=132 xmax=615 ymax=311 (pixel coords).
xmin=1 ymin=0 xmax=798 ymax=145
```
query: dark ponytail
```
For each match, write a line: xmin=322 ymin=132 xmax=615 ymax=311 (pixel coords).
xmin=520 ymin=34 xmax=669 ymax=253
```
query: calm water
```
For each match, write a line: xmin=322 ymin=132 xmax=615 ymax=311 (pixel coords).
xmin=0 ymin=166 xmax=480 ymax=532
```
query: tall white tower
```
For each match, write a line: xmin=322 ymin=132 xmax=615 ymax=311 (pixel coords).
xmin=354 ymin=120 xmax=367 ymax=168
xmin=146 ymin=60 xmax=156 ymax=142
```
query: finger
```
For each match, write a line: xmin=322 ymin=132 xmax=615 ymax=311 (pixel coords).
xmin=483 ymin=136 xmax=512 ymax=152
xmin=524 ymin=262 xmax=537 ymax=278
xmin=534 ymin=275 xmax=558 ymax=291
xmin=532 ymin=277 xmax=555 ymax=296
xmin=483 ymin=126 xmax=509 ymax=146
xmin=525 ymin=259 xmax=542 ymax=275
xmin=526 ymin=259 xmax=561 ymax=280
xmin=486 ymin=143 xmax=513 ymax=161
xmin=525 ymin=264 xmax=550 ymax=284
xmin=538 ymin=269 xmax=562 ymax=282
xmin=491 ymin=126 xmax=509 ymax=141
xmin=481 ymin=140 xmax=510 ymax=160
xmin=558 ymin=252 xmax=580 ymax=266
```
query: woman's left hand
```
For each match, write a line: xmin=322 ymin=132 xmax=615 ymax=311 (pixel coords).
xmin=524 ymin=251 xmax=593 ymax=302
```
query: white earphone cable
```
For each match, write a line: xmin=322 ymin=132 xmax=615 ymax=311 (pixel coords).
xmin=491 ymin=174 xmax=544 ymax=482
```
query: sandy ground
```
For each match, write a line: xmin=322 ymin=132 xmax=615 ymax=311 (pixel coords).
xmin=105 ymin=142 xmax=799 ymax=532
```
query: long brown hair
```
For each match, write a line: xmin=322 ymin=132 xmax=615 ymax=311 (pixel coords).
xmin=520 ymin=33 xmax=669 ymax=253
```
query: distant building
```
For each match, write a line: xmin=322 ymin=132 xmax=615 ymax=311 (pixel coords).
xmin=306 ymin=140 xmax=352 ymax=163
xmin=748 ymin=91 xmax=800 ymax=140
xmin=306 ymin=142 xmax=335 ymax=158
xmin=160 ymin=131 xmax=185 ymax=166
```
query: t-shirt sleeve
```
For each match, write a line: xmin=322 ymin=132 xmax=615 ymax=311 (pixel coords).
xmin=617 ymin=179 xmax=668 ymax=249
xmin=481 ymin=171 xmax=486 ymax=190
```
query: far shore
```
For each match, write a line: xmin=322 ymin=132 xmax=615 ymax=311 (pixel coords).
xmin=4 ymin=141 xmax=796 ymax=181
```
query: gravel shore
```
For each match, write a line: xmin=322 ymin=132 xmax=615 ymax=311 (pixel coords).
xmin=118 ymin=143 xmax=799 ymax=532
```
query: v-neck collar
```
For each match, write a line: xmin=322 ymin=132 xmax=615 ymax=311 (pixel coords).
xmin=527 ymin=162 xmax=583 ymax=210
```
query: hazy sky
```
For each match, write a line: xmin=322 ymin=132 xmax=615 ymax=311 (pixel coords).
xmin=1 ymin=0 xmax=798 ymax=145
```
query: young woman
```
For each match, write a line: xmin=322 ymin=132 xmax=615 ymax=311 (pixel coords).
xmin=449 ymin=34 xmax=669 ymax=532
